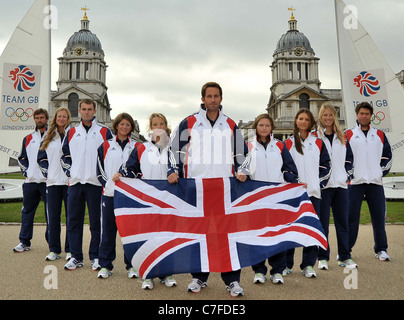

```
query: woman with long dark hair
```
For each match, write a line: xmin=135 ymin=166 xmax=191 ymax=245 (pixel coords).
xmin=284 ymin=108 xmax=331 ymax=278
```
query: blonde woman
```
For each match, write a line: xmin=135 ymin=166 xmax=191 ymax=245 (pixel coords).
xmin=113 ymin=113 xmax=177 ymax=289
xmin=37 ymin=107 xmax=71 ymax=261
xmin=315 ymin=103 xmax=357 ymax=270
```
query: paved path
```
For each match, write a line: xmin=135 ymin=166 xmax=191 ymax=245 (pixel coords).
xmin=1 ymin=224 xmax=403 ymax=301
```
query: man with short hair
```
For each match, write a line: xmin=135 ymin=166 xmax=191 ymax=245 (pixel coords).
xmin=13 ymin=108 xmax=49 ymax=252
xmin=61 ymin=99 xmax=112 ymax=270
xmin=345 ymin=102 xmax=392 ymax=261
xmin=168 ymin=82 xmax=248 ymax=297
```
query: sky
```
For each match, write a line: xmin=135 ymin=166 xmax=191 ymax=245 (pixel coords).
xmin=1 ymin=0 xmax=403 ymax=136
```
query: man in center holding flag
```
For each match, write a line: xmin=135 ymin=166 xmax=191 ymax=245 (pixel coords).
xmin=114 ymin=82 xmax=328 ymax=298
xmin=167 ymin=82 xmax=250 ymax=296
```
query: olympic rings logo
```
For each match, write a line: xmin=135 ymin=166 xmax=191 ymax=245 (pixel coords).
xmin=5 ymin=107 xmax=34 ymax=122
xmin=371 ymin=111 xmax=385 ymax=126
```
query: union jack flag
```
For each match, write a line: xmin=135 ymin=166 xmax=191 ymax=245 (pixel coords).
xmin=114 ymin=177 xmax=327 ymax=279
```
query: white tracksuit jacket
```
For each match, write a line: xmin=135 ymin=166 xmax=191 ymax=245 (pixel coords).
xmin=120 ymin=139 xmax=171 ymax=180
xmin=168 ymin=105 xmax=248 ymax=178
xmin=239 ymin=135 xmax=298 ymax=183
xmin=37 ymin=127 xmax=70 ymax=187
xmin=285 ymin=134 xmax=331 ymax=199
xmin=345 ymin=123 xmax=392 ymax=186
xmin=314 ymin=129 xmax=353 ymax=189
xmin=18 ymin=129 xmax=47 ymax=183
xmin=97 ymin=136 xmax=139 ymax=197
xmin=61 ymin=117 xmax=113 ymax=186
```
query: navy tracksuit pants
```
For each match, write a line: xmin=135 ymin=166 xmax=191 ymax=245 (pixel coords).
xmin=19 ymin=182 xmax=48 ymax=246
xmin=348 ymin=184 xmax=388 ymax=253
xmin=318 ymin=187 xmax=351 ymax=261
xmin=286 ymin=196 xmax=320 ymax=270
xmin=192 ymin=270 xmax=241 ymax=286
xmin=252 ymin=251 xmax=286 ymax=275
xmin=99 ymin=195 xmax=131 ymax=270
xmin=67 ymin=183 xmax=102 ymax=261
xmin=46 ymin=185 xmax=70 ymax=254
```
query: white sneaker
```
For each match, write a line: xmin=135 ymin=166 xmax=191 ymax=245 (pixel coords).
xmin=301 ymin=266 xmax=317 ymax=278
xmin=187 ymin=278 xmax=207 ymax=293
xmin=338 ymin=258 xmax=358 ymax=268
xmin=253 ymin=273 xmax=266 ymax=284
xmin=64 ymin=258 xmax=84 ymax=270
xmin=270 ymin=273 xmax=284 ymax=284
xmin=318 ymin=260 xmax=329 ymax=270
xmin=91 ymin=259 xmax=101 ymax=271
xmin=45 ymin=252 xmax=61 ymax=261
xmin=65 ymin=252 xmax=72 ymax=261
xmin=282 ymin=267 xmax=292 ymax=276
xmin=375 ymin=251 xmax=390 ymax=261
xmin=13 ymin=242 xmax=30 ymax=253
xmin=127 ymin=267 xmax=139 ymax=278
xmin=226 ymin=281 xmax=244 ymax=297
xmin=97 ymin=268 xmax=112 ymax=279
xmin=161 ymin=275 xmax=177 ymax=287
xmin=142 ymin=279 xmax=154 ymax=290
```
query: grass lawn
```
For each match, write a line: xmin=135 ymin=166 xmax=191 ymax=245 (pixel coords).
xmin=0 ymin=197 xmax=403 ymax=225
xmin=0 ymin=200 xmax=89 ymax=224
xmin=1 ymin=173 xmax=403 ymax=224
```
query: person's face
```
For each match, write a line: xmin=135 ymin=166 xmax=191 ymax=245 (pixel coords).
xmin=356 ymin=107 xmax=372 ymax=127
xmin=256 ymin=118 xmax=272 ymax=140
xmin=296 ymin=112 xmax=311 ymax=132
xmin=201 ymin=87 xmax=222 ymax=113
xmin=56 ymin=110 xmax=69 ymax=129
xmin=34 ymin=113 xmax=48 ymax=130
xmin=150 ymin=116 xmax=167 ymax=140
xmin=116 ymin=118 xmax=132 ymax=137
xmin=320 ymin=109 xmax=335 ymax=129
xmin=79 ymin=102 xmax=96 ymax=122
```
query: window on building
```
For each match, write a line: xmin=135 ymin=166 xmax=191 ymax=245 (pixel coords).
xmin=297 ymin=62 xmax=301 ymax=80
xmin=289 ymin=63 xmax=293 ymax=79
xmin=299 ymin=93 xmax=310 ymax=110
xmin=69 ymin=63 xmax=73 ymax=80
xmin=85 ymin=62 xmax=89 ymax=80
xmin=68 ymin=93 xmax=79 ymax=118
xmin=305 ymin=63 xmax=309 ymax=80
xmin=76 ymin=63 xmax=81 ymax=79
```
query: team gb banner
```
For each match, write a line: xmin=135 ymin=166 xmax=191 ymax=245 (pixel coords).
xmin=114 ymin=177 xmax=327 ymax=279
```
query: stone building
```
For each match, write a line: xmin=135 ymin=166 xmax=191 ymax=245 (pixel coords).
xmin=50 ymin=9 xmax=142 ymax=141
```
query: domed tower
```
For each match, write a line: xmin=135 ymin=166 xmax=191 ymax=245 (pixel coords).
xmin=51 ymin=8 xmax=111 ymax=126
xmin=267 ymin=8 xmax=329 ymax=139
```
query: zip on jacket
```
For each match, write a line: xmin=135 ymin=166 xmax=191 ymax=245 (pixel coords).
xmin=313 ymin=128 xmax=353 ymax=189
xmin=168 ymin=104 xmax=248 ymax=178
xmin=345 ymin=122 xmax=392 ymax=185
xmin=239 ymin=134 xmax=298 ymax=183
xmin=61 ymin=117 xmax=112 ymax=186
xmin=37 ymin=126 xmax=70 ymax=186
xmin=285 ymin=134 xmax=331 ymax=199
xmin=119 ymin=138 xmax=172 ymax=180
xmin=97 ymin=136 xmax=139 ymax=197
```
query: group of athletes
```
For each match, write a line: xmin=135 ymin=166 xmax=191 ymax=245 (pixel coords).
xmin=12 ymin=82 xmax=392 ymax=297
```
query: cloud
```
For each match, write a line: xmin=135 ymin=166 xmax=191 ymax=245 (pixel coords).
xmin=1 ymin=0 xmax=403 ymax=137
